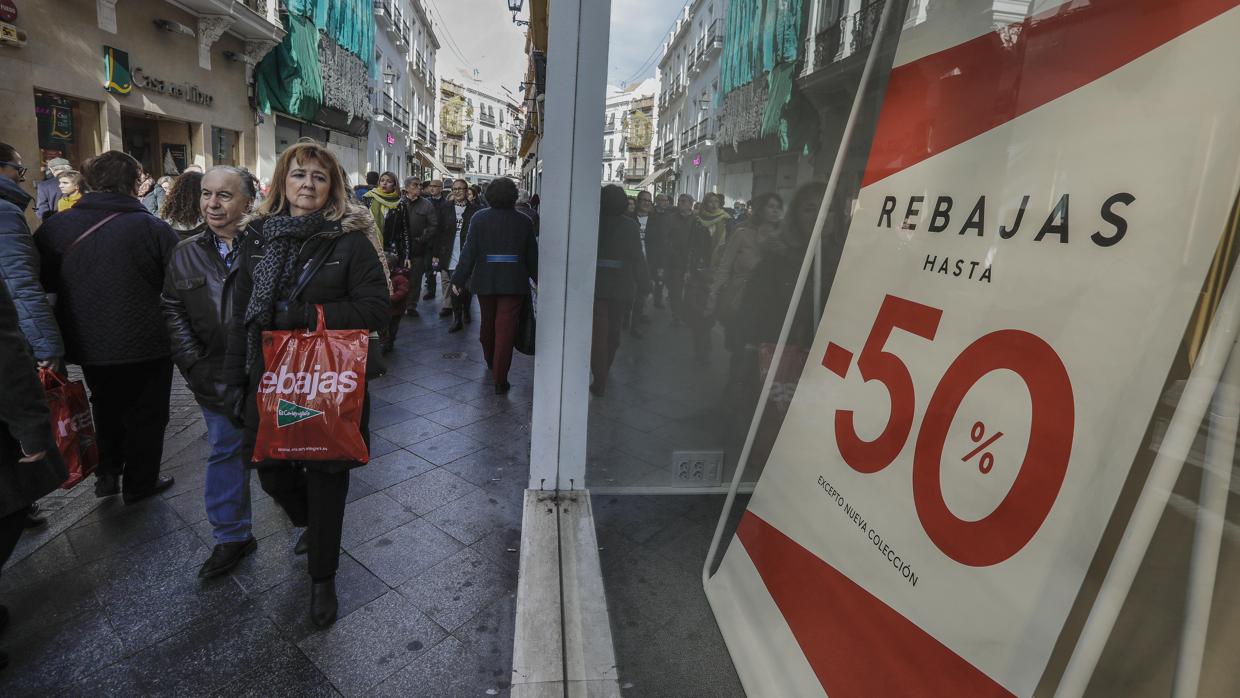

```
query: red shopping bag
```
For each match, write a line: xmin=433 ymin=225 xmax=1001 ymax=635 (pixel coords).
xmin=39 ymin=368 xmax=100 ymax=489
xmin=253 ymin=305 xmax=370 ymax=463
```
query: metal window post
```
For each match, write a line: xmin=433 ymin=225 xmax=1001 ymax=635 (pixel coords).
xmin=528 ymin=0 xmax=611 ymax=492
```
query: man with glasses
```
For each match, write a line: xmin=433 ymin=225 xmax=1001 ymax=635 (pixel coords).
xmin=1 ymin=142 xmax=65 ymax=529
xmin=421 ymin=179 xmax=446 ymax=300
xmin=436 ymin=179 xmax=480 ymax=332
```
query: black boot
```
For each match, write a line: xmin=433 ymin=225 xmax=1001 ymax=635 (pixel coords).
xmin=448 ymin=307 xmax=464 ymax=333
xmin=310 ymin=578 xmax=338 ymax=628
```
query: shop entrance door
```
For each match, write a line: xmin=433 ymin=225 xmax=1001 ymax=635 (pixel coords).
xmin=121 ymin=114 xmax=159 ymax=176
xmin=122 ymin=114 xmax=192 ymax=177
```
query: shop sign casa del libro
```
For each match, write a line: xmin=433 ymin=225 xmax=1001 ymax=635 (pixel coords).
xmin=102 ymin=45 xmax=214 ymax=106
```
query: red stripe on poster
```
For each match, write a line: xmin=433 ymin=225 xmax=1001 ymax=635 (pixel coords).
xmin=737 ymin=511 xmax=1014 ymax=697
xmin=861 ymin=0 xmax=1240 ymax=187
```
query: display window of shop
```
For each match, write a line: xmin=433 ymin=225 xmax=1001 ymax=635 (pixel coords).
xmin=121 ymin=113 xmax=195 ymax=177
xmin=211 ymin=127 xmax=239 ymax=167
xmin=33 ymin=90 xmax=101 ymax=175
xmin=532 ymin=0 xmax=1240 ymax=695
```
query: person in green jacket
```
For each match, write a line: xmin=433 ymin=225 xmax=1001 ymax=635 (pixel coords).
xmin=363 ymin=171 xmax=400 ymax=247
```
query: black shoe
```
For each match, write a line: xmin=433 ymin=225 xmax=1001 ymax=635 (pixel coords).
xmin=495 ymin=382 xmax=511 ymax=395
xmin=381 ymin=343 xmax=394 ymax=355
xmin=94 ymin=473 xmax=119 ymax=498
xmin=438 ymin=308 xmax=452 ymax=318
xmin=294 ymin=529 xmax=309 ymax=555
xmin=310 ymin=578 xmax=338 ymax=628
xmin=448 ymin=321 xmax=464 ymax=333
xmin=22 ymin=503 xmax=46 ymax=529
xmin=197 ymin=538 xmax=257 ymax=579
xmin=422 ymin=292 xmax=435 ymax=301
xmin=407 ymin=307 xmax=420 ymax=317
xmin=122 ymin=475 xmax=175 ymax=505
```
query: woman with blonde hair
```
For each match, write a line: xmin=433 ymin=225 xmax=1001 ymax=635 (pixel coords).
xmin=222 ymin=141 xmax=388 ymax=628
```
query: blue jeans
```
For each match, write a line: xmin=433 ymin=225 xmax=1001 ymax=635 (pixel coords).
xmin=202 ymin=407 xmax=252 ymax=544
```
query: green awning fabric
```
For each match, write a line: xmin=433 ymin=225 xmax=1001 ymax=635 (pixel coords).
xmin=256 ymin=14 xmax=324 ymax=121
xmin=718 ymin=0 xmax=809 ymax=151
xmin=286 ymin=0 xmax=374 ymax=63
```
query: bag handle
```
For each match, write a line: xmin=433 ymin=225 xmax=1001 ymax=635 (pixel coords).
xmin=38 ymin=366 xmax=68 ymax=389
xmin=66 ymin=212 xmax=123 ymax=256
xmin=312 ymin=305 xmax=326 ymax=335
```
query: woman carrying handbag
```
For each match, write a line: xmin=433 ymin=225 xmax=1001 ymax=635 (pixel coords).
xmin=222 ymin=142 xmax=388 ymax=628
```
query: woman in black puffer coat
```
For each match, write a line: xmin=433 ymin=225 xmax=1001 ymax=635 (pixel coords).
xmin=222 ymin=142 xmax=388 ymax=628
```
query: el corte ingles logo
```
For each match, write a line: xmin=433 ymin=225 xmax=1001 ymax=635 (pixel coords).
xmin=276 ymin=399 xmax=323 ymax=428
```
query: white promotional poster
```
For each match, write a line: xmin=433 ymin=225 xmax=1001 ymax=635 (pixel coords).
xmin=705 ymin=1 xmax=1240 ymax=696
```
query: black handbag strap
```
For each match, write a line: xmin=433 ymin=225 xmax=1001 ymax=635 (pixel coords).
xmin=288 ymin=238 xmax=340 ymax=302
xmin=66 ymin=212 xmax=123 ymax=256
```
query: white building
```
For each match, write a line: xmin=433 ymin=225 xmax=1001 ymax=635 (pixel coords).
xmin=601 ymin=80 xmax=656 ymax=189
xmin=367 ymin=0 xmax=439 ymax=182
xmin=442 ymin=79 xmax=521 ymax=186
xmin=653 ymin=0 xmax=726 ymax=201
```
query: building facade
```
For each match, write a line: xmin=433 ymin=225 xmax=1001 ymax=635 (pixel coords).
xmin=1 ymin=0 xmax=284 ymax=226
xmin=366 ymin=0 xmax=440 ymax=184
xmin=601 ymin=81 xmax=656 ymax=188
xmin=653 ymin=0 xmax=726 ymax=201
xmin=437 ymin=78 xmax=521 ymax=186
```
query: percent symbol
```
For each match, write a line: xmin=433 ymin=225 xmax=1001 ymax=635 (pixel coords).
xmin=963 ymin=421 xmax=1003 ymax=474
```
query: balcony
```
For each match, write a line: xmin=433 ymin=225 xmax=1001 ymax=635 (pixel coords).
xmin=442 ymin=153 xmax=467 ymax=170
xmin=373 ymin=1 xmax=393 ymax=30
xmin=479 ymin=112 xmax=497 ymax=128
xmin=416 ymin=120 xmax=428 ymax=143
xmin=604 ymin=120 xmax=617 ymax=134
xmin=430 ymin=131 xmax=438 ymax=150
xmin=663 ymin=138 xmax=675 ymax=158
xmin=699 ymin=18 xmax=723 ymax=59
xmin=624 ymin=165 xmax=648 ymax=181
xmin=811 ymin=0 xmax=884 ymax=71
xmin=632 ymin=95 xmax=654 ymax=112
xmin=174 ymin=0 xmax=282 ymax=44
xmin=479 ymin=141 xmax=497 ymax=154
xmin=413 ymin=52 xmax=427 ymax=78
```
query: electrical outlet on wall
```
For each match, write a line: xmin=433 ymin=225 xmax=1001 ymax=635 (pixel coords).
xmin=671 ymin=451 xmax=723 ymax=486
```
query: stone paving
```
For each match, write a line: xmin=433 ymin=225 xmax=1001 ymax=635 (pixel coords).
xmin=0 ymin=296 xmax=532 ymax=697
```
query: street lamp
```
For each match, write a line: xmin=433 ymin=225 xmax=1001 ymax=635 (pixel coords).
xmin=507 ymin=0 xmax=530 ymax=26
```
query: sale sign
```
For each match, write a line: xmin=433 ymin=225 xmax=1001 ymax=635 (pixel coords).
xmin=705 ymin=0 xmax=1240 ymax=696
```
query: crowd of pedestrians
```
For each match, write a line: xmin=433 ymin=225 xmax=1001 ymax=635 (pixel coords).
xmin=0 ymin=132 xmax=818 ymax=671
xmin=0 ymin=141 xmax=539 ymax=669
xmin=587 ymin=180 xmax=828 ymax=415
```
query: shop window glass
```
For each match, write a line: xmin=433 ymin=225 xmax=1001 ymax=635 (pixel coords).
xmin=211 ymin=127 xmax=239 ymax=167
xmin=582 ymin=0 xmax=1240 ymax=695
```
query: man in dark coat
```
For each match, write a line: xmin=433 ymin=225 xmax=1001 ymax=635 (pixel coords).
xmin=162 ymin=166 xmax=257 ymax=579
xmin=34 ymin=157 xmax=72 ymax=222
xmin=436 ymin=179 xmax=481 ymax=331
xmin=35 ymin=151 xmax=179 ymax=503
xmin=0 ymin=279 xmax=70 ymax=668
xmin=660 ymin=193 xmax=713 ymax=359
xmin=420 ymin=179 xmax=447 ymax=300
xmin=0 ymin=143 xmax=64 ymax=365
xmin=385 ymin=177 xmax=439 ymax=317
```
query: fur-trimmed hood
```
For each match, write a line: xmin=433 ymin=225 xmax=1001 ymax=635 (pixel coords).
xmin=242 ymin=202 xmax=391 ymax=291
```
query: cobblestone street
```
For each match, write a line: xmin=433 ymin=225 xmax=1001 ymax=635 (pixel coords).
xmin=0 ymin=297 xmax=532 ymax=697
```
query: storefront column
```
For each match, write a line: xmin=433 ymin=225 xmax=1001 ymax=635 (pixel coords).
xmin=100 ymin=99 xmax=123 ymax=153
xmin=527 ymin=0 xmax=611 ymax=491
xmin=254 ymin=115 xmax=277 ymax=184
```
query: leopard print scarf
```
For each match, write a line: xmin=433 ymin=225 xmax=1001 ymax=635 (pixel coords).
xmin=243 ymin=210 xmax=327 ymax=373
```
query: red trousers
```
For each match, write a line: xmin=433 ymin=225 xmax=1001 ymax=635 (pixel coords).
xmin=478 ymin=294 xmax=524 ymax=386
xmin=591 ymin=298 xmax=626 ymax=392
